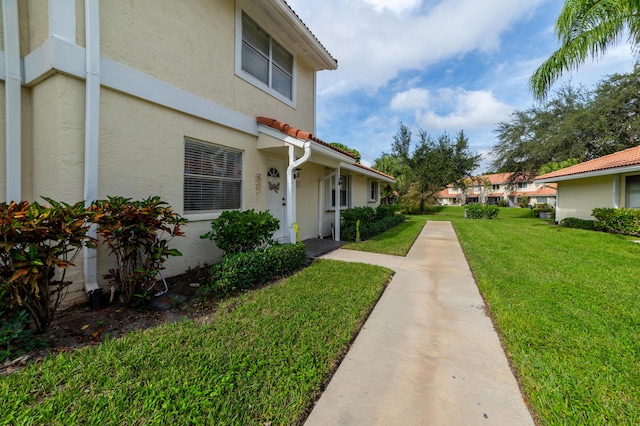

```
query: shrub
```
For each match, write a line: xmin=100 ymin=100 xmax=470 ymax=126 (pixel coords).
xmin=0 ymin=199 xmax=94 ymax=332
xmin=342 ymin=214 xmax=405 ymax=241
xmin=200 ymin=209 xmax=279 ymax=255
xmin=592 ymin=207 xmax=640 ymax=236
xmin=91 ymin=196 xmax=186 ymax=307
xmin=375 ymin=204 xmax=396 ymax=220
xmin=201 ymin=243 xmax=307 ymax=297
xmin=0 ymin=289 xmax=43 ymax=362
xmin=560 ymin=217 xmax=597 ymax=231
xmin=341 ymin=207 xmax=375 ymax=229
xmin=465 ymin=204 xmax=500 ymax=219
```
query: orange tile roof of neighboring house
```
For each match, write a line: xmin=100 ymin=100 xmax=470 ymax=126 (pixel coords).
xmin=478 ymin=173 xmax=513 ymax=185
xmin=439 ymin=188 xmax=458 ymax=198
xmin=536 ymin=146 xmax=640 ymax=180
xmin=257 ymin=116 xmax=394 ymax=180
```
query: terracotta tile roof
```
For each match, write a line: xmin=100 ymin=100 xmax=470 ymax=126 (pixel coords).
xmin=536 ymin=146 xmax=640 ymax=180
xmin=257 ymin=116 xmax=394 ymax=180
xmin=281 ymin=1 xmax=338 ymax=67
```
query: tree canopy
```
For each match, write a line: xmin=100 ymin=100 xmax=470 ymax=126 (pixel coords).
xmin=492 ymin=64 xmax=640 ymax=180
xmin=530 ymin=0 xmax=640 ymax=99
xmin=378 ymin=123 xmax=480 ymax=212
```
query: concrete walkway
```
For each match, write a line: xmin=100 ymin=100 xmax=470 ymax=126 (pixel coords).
xmin=305 ymin=221 xmax=534 ymax=426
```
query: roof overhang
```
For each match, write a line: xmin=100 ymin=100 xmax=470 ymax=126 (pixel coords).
xmin=242 ymin=0 xmax=338 ymax=71
xmin=340 ymin=162 xmax=396 ymax=184
xmin=536 ymin=164 xmax=640 ymax=183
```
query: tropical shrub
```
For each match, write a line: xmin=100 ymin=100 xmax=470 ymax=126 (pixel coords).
xmin=0 ymin=199 xmax=94 ymax=332
xmin=592 ymin=207 xmax=640 ymax=236
xmin=201 ymin=243 xmax=307 ymax=297
xmin=560 ymin=217 xmax=597 ymax=231
xmin=0 ymin=289 xmax=43 ymax=362
xmin=341 ymin=206 xmax=375 ymax=228
xmin=342 ymin=212 xmax=405 ymax=241
xmin=465 ymin=204 xmax=499 ymax=219
xmin=201 ymin=209 xmax=280 ymax=255
xmin=91 ymin=196 xmax=186 ymax=306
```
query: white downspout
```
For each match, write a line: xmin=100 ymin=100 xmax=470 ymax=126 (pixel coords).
xmin=3 ymin=0 xmax=21 ymax=202
xmin=83 ymin=0 xmax=101 ymax=294
xmin=334 ymin=166 xmax=340 ymax=241
xmin=613 ymin=176 xmax=619 ymax=208
xmin=286 ymin=142 xmax=311 ymax=243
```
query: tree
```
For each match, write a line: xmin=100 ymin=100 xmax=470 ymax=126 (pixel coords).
xmin=494 ymin=66 xmax=640 ymax=180
xmin=530 ymin=0 xmax=640 ymax=99
xmin=373 ymin=153 xmax=413 ymax=202
xmin=330 ymin=142 xmax=361 ymax=163
xmin=390 ymin=123 xmax=480 ymax=213
xmin=491 ymin=83 xmax=593 ymax=181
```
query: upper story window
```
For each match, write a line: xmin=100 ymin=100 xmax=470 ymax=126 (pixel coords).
xmin=239 ymin=12 xmax=294 ymax=103
xmin=517 ymin=182 xmax=528 ymax=189
xmin=184 ymin=139 xmax=242 ymax=213
xmin=492 ymin=184 xmax=500 ymax=190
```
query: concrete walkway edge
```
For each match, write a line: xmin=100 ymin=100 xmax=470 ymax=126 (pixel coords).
xmin=304 ymin=221 xmax=534 ymax=426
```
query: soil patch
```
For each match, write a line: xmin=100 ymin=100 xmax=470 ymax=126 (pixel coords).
xmin=2 ymin=266 xmax=217 ymax=375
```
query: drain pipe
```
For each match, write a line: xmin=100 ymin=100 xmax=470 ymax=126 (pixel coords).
xmin=3 ymin=0 xmax=21 ymax=202
xmin=83 ymin=0 xmax=102 ymax=304
xmin=286 ymin=141 xmax=311 ymax=243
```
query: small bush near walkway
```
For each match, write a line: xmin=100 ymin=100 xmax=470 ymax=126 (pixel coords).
xmin=202 ymin=243 xmax=307 ymax=297
xmin=464 ymin=203 xmax=499 ymax=219
xmin=341 ymin=206 xmax=405 ymax=241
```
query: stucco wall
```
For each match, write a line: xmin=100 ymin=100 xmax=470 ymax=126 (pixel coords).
xmin=556 ymin=175 xmax=616 ymax=222
xmin=99 ymin=0 xmax=316 ymax=131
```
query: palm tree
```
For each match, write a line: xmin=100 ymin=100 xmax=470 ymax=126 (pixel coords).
xmin=530 ymin=0 xmax=640 ymax=100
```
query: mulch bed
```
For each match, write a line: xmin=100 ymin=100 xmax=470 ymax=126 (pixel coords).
xmin=2 ymin=266 xmax=217 ymax=375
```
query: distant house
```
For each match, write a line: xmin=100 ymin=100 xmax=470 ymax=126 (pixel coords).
xmin=535 ymin=146 xmax=640 ymax=223
xmin=438 ymin=173 xmax=556 ymax=207
xmin=0 ymin=0 xmax=394 ymax=305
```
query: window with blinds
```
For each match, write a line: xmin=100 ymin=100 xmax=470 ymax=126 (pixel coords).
xmin=184 ymin=139 xmax=242 ymax=213
xmin=241 ymin=12 xmax=293 ymax=100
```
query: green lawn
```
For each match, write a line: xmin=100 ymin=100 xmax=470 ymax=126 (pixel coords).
xmin=0 ymin=260 xmax=393 ymax=425
xmin=429 ymin=206 xmax=640 ymax=425
xmin=341 ymin=214 xmax=429 ymax=256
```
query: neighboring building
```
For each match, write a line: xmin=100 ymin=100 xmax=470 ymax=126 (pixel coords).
xmin=0 ymin=1 xmax=394 ymax=305
xmin=438 ymin=173 xmax=557 ymax=207
xmin=535 ymin=145 xmax=640 ymax=223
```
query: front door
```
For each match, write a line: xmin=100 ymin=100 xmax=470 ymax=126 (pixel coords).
xmin=266 ymin=160 xmax=287 ymax=242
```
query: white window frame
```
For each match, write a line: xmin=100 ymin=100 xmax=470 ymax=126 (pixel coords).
xmin=184 ymin=138 xmax=243 ymax=214
xmin=368 ymin=181 xmax=379 ymax=203
xmin=517 ymin=182 xmax=528 ymax=189
xmin=328 ymin=174 xmax=351 ymax=210
xmin=626 ymin=175 xmax=640 ymax=208
xmin=235 ymin=6 xmax=296 ymax=108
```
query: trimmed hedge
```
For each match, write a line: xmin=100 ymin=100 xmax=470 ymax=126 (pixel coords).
xmin=342 ymin=214 xmax=405 ymax=241
xmin=560 ymin=217 xmax=597 ymax=231
xmin=465 ymin=204 xmax=500 ymax=219
xmin=592 ymin=207 xmax=640 ymax=236
xmin=201 ymin=243 xmax=307 ymax=297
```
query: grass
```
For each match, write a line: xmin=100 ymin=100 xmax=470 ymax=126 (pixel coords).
xmin=427 ymin=206 xmax=640 ymax=425
xmin=340 ymin=215 xmax=429 ymax=256
xmin=0 ymin=260 xmax=393 ymax=425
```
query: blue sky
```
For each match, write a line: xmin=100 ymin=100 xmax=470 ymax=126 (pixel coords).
xmin=285 ymin=0 xmax=637 ymax=172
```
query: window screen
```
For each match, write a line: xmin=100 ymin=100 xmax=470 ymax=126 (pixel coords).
xmin=184 ymin=139 xmax=242 ymax=212
xmin=241 ymin=13 xmax=293 ymax=99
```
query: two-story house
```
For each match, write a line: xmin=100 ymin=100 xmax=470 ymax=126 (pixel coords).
xmin=438 ymin=173 xmax=556 ymax=207
xmin=0 ymin=0 xmax=394 ymax=305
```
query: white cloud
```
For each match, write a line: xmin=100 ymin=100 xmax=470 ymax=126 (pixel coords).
xmin=363 ymin=0 xmax=421 ymax=14
xmin=288 ymin=0 xmax=547 ymax=95
xmin=415 ymin=89 xmax=514 ymax=131
xmin=390 ymin=88 xmax=430 ymax=110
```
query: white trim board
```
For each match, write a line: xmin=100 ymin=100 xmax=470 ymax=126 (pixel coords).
xmin=19 ymin=37 xmax=258 ymax=137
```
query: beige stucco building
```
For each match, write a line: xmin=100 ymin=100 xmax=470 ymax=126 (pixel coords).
xmin=0 ymin=0 xmax=394 ymax=305
xmin=536 ymin=146 xmax=640 ymax=223
xmin=438 ymin=173 xmax=557 ymax=207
